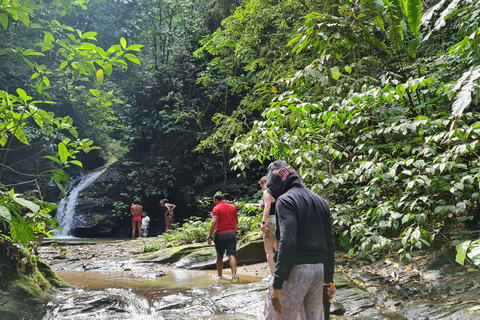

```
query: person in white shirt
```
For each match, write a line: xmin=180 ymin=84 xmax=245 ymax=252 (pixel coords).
xmin=141 ymin=212 xmax=150 ymax=237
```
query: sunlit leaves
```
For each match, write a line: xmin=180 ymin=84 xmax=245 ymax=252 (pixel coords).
xmin=424 ymin=0 xmax=462 ymax=41
xmin=126 ymin=44 xmax=144 ymax=52
xmin=456 ymin=239 xmax=480 ymax=267
xmin=96 ymin=69 xmax=104 ymax=86
xmin=81 ymin=31 xmax=98 ymax=40
xmin=451 ymin=66 xmax=480 ymax=117
xmin=0 ymin=0 xmax=41 ymax=29
xmin=0 ymin=206 xmax=11 ymax=221
xmin=57 ymin=143 xmax=68 ymax=163
xmin=0 ymin=13 xmax=8 ymax=29
xmin=124 ymin=54 xmax=140 ymax=65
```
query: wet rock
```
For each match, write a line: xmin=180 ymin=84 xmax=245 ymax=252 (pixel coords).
xmin=156 ymin=271 xmax=166 ymax=277
xmin=137 ymin=239 xmax=266 ymax=270
xmin=0 ymin=295 xmax=8 ymax=306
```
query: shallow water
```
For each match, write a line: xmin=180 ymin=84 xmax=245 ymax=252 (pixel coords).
xmin=38 ymin=269 xmax=267 ymax=320
xmin=57 ymin=268 xmax=260 ymax=294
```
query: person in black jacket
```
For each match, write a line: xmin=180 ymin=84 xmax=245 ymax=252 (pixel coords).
xmin=262 ymin=161 xmax=336 ymax=320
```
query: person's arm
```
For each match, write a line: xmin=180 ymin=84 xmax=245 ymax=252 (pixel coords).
xmin=271 ymin=197 xmax=297 ymax=314
xmin=207 ymin=215 xmax=218 ymax=245
xmin=272 ymin=197 xmax=298 ymax=290
xmin=261 ymin=190 xmax=272 ymax=233
xmin=321 ymin=199 xmax=336 ymax=284
xmin=165 ymin=203 xmax=176 ymax=214
xmin=147 ymin=217 xmax=150 ymax=229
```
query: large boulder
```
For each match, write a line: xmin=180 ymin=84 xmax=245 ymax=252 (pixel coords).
xmin=137 ymin=238 xmax=266 ymax=270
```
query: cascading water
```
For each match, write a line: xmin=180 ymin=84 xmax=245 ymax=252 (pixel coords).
xmin=55 ymin=169 xmax=106 ymax=238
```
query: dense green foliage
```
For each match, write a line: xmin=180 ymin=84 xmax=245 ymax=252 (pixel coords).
xmin=0 ymin=0 xmax=141 ymax=246
xmin=196 ymin=0 xmax=480 ymax=261
xmin=2 ymin=0 xmax=480 ymax=265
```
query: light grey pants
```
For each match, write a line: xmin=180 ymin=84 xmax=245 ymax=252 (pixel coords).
xmin=263 ymin=263 xmax=325 ymax=320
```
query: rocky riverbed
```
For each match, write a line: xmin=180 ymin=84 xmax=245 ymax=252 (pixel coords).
xmin=36 ymin=238 xmax=480 ymax=319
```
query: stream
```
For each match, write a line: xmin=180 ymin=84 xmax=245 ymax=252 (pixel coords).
xmin=41 ymin=269 xmax=266 ymax=320
xmin=8 ymin=237 xmax=480 ymax=320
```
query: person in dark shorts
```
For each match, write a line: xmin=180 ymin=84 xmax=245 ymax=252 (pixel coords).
xmin=207 ymin=193 xmax=239 ymax=283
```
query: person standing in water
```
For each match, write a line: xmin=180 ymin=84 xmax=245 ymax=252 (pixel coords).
xmin=207 ymin=193 xmax=239 ymax=283
xmin=160 ymin=199 xmax=176 ymax=231
xmin=130 ymin=198 xmax=143 ymax=239
xmin=141 ymin=212 xmax=150 ymax=237
xmin=259 ymin=176 xmax=277 ymax=283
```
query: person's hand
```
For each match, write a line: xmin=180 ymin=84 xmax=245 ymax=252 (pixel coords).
xmin=207 ymin=238 xmax=212 ymax=245
xmin=261 ymin=224 xmax=267 ymax=234
xmin=271 ymin=288 xmax=284 ymax=314
xmin=327 ymin=283 xmax=336 ymax=299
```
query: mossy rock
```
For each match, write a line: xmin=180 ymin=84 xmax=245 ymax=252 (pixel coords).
xmin=0 ymin=238 xmax=67 ymax=317
xmin=137 ymin=237 xmax=267 ymax=270
xmin=136 ymin=243 xmax=213 ymax=264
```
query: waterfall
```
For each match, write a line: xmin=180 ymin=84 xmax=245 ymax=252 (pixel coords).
xmin=55 ymin=169 xmax=106 ymax=238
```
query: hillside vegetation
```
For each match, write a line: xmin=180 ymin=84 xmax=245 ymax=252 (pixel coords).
xmin=0 ymin=0 xmax=479 ymax=266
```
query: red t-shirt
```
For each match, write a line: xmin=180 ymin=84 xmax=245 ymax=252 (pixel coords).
xmin=212 ymin=201 xmax=238 ymax=234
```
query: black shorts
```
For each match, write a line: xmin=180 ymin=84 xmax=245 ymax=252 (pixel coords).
xmin=214 ymin=231 xmax=237 ymax=257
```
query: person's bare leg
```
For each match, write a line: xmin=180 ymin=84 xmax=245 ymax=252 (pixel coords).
xmin=131 ymin=220 xmax=136 ymax=239
xmin=264 ymin=237 xmax=276 ymax=274
xmin=137 ymin=222 xmax=142 ymax=238
xmin=228 ymin=255 xmax=237 ymax=276
xmin=216 ymin=255 xmax=223 ymax=277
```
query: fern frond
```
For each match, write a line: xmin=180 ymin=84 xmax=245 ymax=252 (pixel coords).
xmin=386 ymin=0 xmax=404 ymax=52
xmin=405 ymin=0 xmax=422 ymax=38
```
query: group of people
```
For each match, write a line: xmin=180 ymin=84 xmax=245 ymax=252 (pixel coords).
xmin=130 ymin=198 xmax=176 ymax=239
xmin=129 ymin=160 xmax=335 ymax=319
xmin=207 ymin=160 xmax=336 ymax=320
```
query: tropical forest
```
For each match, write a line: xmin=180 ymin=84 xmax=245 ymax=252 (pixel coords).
xmin=1 ymin=0 xmax=480 ymax=318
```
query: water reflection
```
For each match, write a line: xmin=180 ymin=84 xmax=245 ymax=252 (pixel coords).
xmin=41 ymin=270 xmax=267 ymax=319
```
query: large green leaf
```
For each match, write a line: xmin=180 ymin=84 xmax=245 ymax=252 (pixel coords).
xmin=456 ymin=240 xmax=471 ymax=265
xmin=0 ymin=205 xmax=11 ymax=221
xmin=0 ymin=13 xmax=9 ymax=29
xmin=13 ymin=195 xmax=40 ymax=214
xmin=9 ymin=217 xmax=37 ymax=246
xmin=58 ymin=142 xmax=69 ymax=163
xmin=468 ymin=243 xmax=480 ymax=267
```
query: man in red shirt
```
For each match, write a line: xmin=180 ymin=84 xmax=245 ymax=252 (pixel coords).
xmin=207 ymin=193 xmax=239 ymax=282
